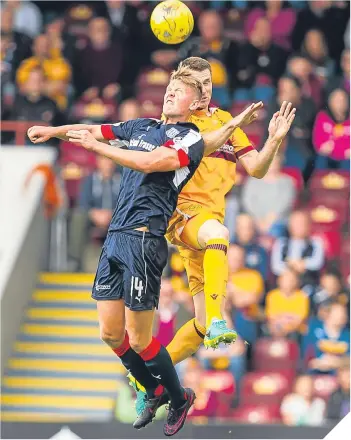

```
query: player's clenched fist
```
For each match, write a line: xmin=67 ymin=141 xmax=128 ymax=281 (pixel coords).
xmin=27 ymin=126 xmax=54 ymax=143
xmin=66 ymin=130 xmax=98 ymax=150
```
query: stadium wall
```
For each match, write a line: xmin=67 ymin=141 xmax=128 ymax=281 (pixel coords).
xmin=0 ymin=147 xmax=56 ymax=376
xmin=0 ymin=421 xmax=335 ymax=439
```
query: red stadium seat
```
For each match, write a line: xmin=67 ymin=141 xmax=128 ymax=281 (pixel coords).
xmin=231 ymin=404 xmax=281 ymax=424
xmin=253 ymin=338 xmax=300 ymax=372
xmin=309 ymin=170 xmax=350 ymax=196
xmin=202 ymin=370 xmax=235 ymax=417
xmin=240 ymin=371 xmax=293 ymax=405
xmin=311 ymin=230 xmax=341 ymax=260
xmin=137 ymin=68 xmax=170 ymax=88
xmin=59 ymin=141 xmax=97 ymax=205
xmin=282 ymin=167 xmax=304 ymax=191
xmin=312 ymin=375 xmax=339 ymax=401
xmin=309 ymin=203 xmax=345 ymax=232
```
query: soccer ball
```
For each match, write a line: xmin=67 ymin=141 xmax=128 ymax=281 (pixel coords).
xmin=150 ymin=0 xmax=194 ymax=45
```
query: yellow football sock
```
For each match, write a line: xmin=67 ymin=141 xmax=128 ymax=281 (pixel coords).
xmin=167 ymin=318 xmax=206 ymax=365
xmin=203 ymin=238 xmax=229 ymax=328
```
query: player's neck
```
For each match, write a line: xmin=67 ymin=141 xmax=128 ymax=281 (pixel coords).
xmin=163 ymin=116 xmax=187 ymax=125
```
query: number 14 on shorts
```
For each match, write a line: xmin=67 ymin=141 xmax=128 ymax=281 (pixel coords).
xmin=130 ymin=276 xmax=144 ymax=303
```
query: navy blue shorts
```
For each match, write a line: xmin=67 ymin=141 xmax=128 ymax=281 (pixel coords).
xmin=92 ymin=230 xmax=168 ymax=311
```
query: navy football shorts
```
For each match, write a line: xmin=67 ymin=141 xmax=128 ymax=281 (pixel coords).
xmin=92 ymin=230 xmax=168 ymax=311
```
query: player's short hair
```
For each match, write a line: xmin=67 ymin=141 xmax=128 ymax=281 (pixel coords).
xmin=179 ymin=57 xmax=212 ymax=74
xmin=170 ymin=66 xmax=203 ymax=99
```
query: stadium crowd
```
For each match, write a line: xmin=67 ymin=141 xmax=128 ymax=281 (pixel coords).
xmin=1 ymin=0 xmax=350 ymax=426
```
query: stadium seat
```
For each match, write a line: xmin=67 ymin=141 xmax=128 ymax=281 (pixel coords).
xmin=312 ymin=375 xmax=339 ymax=401
xmin=203 ymin=370 xmax=236 ymax=417
xmin=253 ymin=338 xmax=300 ymax=372
xmin=311 ymin=230 xmax=342 ymax=260
xmin=309 ymin=202 xmax=345 ymax=232
xmin=309 ymin=170 xmax=350 ymax=195
xmin=59 ymin=141 xmax=97 ymax=205
xmin=240 ymin=371 xmax=293 ymax=405
xmin=281 ymin=167 xmax=304 ymax=191
xmin=231 ymin=404 xmax=281 ymax=424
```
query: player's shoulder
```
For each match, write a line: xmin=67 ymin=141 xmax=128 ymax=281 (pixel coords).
xmin=165 ymin=122 xmax=201 ymax=139
xmin=210 ymin=106 xmax=233 ymax=122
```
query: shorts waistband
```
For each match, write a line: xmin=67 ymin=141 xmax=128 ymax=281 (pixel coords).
xmin=108 ymin=229 xmax=158 ymax=239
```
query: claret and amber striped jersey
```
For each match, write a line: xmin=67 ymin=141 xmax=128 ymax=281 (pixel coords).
xmin=178 ymin=106 xmax=255 ymax=220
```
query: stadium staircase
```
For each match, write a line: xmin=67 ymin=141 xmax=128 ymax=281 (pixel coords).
xmin=1 ymin=273 xmax=126 ymax=422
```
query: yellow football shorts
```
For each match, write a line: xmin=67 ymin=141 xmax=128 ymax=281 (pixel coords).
xmin=165 ymin=201 xmax=226 ymax=296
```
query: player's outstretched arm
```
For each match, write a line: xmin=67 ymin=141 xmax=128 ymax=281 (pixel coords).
xmin=65 ymin=130 xmax=182 ymax=173
xmin=202 ymin=102 xmax=263 ymax=156
xmin=28 ymin=124 xmax=107 ymax=144
xmin=239 ymin=101 xmax=296 ymax=179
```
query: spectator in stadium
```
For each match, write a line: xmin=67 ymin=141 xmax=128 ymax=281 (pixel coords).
xmin=265 ymin=76 xmax=316 ymax=172
xmin=326 ymin=49 xmax=350 ymax=95
xmin=311 ymin=272 xmax=349 ymax=317
xmin=326 ymin=359 xmax=350 ymax=420
xmin=181 ymin=357 xmax=218 ymax=419
xmin=307 ymin=302 xmax=350 ymax=374
xmin=154 ymin=279 xmax=180 ymax=348
xmin=198 ymin=336 xmax=247 ymax=394
xmin=287 ymin=55 xmax=322 ymax=109
xmin=265 ymin=268 xmax=309 ymax=338
xmin=68 ymin=155 xmax=121 ymax=272
xmin=234 ymin=213 xmax=268 ymax=279
xmin=236 ymin=17 xmax=289 ymax=91
xmin=177 ymin=10 xmax=237 ymax=103
xmin=245 ymin=0 xmax=297 ymax=50
xmin=271 ymin=210 xmax=325 ymax=294
xmin=16 ymin=33 xmax=72 ymax=111
xmin=45 ymin=17 xmax=76 ymax=66
xmin=3 ymin=0 xmax=42 ymax=38
xmin=225 ymin=244 xmax=264 ymax=344
xmin=3 ymin=67 xmax=63 ymax=146
xmin=1 ymin=6 xmax=32 ymax=79
xmin=312 ymin=88 xmax=350 ymax=169
xmin=73 ymin=17 xmax=124 ymax=99
xmin=118 ymin=98 xmax=141 ymax=122
xmin=280 ymin=375 xmax=326 ymax=426
xmin=242 ymin=154 xmax=296 ymax=238
xmin=301 ymin=29 xmax=335 ymax=83
xmin=291 ymin=0 xmax=349 ymax=63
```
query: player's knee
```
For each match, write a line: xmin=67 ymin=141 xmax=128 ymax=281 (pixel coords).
xmin=128 ymin=332 xmax=152 ymax=354
xmin=100 ymin=329 xmax=125 ymax=349
xmin=198 ymin=220 xmax=229 ymax=247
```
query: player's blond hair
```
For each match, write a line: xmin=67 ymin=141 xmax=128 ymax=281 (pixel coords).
xmin=170 ymin=66 xmax=203 ymax=99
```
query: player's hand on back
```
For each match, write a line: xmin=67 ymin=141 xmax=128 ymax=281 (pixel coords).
xmin=66 ymin=129 xmax=98 ymax=150
xmin=231 ymin=101 xmax=264 ymax=128
xmin=27 ymin=126 xmax=54 ymax=144
xmin=268 ymin=101 xmax=296 ymax=141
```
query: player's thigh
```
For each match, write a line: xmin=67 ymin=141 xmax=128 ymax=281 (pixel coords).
xmin=92 ymin=236 xmax=124 ymax=302
xmin=97 ymin=299 xmax=126 ymax=347
xmin=178 ymin=246 xmax=205 ymax=297
xmin=125 ymin=308 xmax=155 ymax=353
xmin=120 ymin=231 xmax=168 ymax=311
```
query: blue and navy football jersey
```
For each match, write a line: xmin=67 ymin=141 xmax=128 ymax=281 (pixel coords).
xmin=101 ymin=118 xmax=204 ymax=236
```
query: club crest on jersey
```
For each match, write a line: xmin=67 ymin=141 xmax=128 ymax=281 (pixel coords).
xmin=166 ymin=127 xmax=180 ymax=138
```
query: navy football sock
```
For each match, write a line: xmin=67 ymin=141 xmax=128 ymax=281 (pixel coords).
xmin=113 ymin=333 xmax=161 ymax=399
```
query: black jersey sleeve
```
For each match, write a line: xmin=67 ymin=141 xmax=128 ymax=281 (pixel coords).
xmin=101 ymin=119 xmax=142 ymax=142
xmin=163 ymin=127 xmax=204 ymax=168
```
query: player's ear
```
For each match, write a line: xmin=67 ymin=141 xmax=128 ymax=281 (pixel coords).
xmin=189 ymin=99 xmax=199 ymax=111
